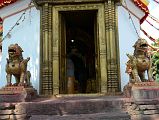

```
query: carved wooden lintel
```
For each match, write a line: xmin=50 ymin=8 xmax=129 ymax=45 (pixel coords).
xmin=33 ymin=0 xmax=121 ymax=7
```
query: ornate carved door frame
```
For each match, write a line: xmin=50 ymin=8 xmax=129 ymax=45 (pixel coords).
xmin=52 ymin=3 xmax=107 ymax=94
xmin=36 ymin=0 xmax=121 ymax=95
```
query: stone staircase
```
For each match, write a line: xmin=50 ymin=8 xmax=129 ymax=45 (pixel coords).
xmin=0 ymin=103 xmax=27 ymax=120
xmin=2 ymin=95 xmax=159 ymax=120
xmin=0 ymin=95 xmax=130 ymax=120
xmin=26 ymin=96 xmax=130 ymax=120
xmin=125 ymin=99 xmax=159 ymax=120
xmin=29 ymin=112 xmax=130 ymax=120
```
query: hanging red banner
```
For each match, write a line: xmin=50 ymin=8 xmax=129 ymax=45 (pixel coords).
xmin=133 ymin=0 xmax=149 ymax=24
xmin=0 ymin=0 xmax=17 ymax=9
xmin=141 ymin=28 xmax=157 ymax=42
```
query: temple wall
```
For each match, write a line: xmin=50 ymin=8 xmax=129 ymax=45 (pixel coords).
xmin=0 ymin=6 xmax=40 ymax=92
xmin=0 ymin=0 xmax=141 ymax=93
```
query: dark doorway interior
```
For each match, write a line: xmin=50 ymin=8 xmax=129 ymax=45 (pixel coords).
xmin=61 ymin=10 xmax=97 ymax=93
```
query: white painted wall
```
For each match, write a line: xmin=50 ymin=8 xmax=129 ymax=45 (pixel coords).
xmin=0 ymin=2 xmax=40 ymax=92
xmin=118 ymin=6 xmax=140 ymax=90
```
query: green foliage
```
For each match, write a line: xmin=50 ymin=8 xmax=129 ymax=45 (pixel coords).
xmin=151 ymin=39 xmax=159 ymax=47
xmin=151 ymin=38 xmax=159 ymax=83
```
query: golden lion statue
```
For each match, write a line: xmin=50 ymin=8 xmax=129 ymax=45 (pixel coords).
xmin=5 ymin=44 xmax=31 ymax=86
xmin=126 ymin=38 xmax=153 ymax=83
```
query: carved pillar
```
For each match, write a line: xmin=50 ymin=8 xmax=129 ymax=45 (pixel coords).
xmin=105 ymin=0 xmax=120 ymax=93
xmin=97 ymin=5 xmax=107 ymax=93
xmin=52 ymin=6 xmax=60 ymax=95
xmin=40 ymin=3 xmax=53 ymax=95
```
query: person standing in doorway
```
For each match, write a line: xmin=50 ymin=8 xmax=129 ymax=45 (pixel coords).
xmin=66 ymin=56 xmax=75 ymax=94
xmin=69 ymin=48 xmax=87 ymax=93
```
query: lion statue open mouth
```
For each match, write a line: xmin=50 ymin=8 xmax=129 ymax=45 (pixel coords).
xmin=5 ymin=43 xmax=31 ymax=86
xmin=126 ymin=38 xmax=153 ymax=83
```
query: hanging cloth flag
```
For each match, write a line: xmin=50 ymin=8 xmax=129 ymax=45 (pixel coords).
xmin=0 ymin=17 xmax=2 ymax=51
xmin=123 ymin=0 xmax=149 ymax=24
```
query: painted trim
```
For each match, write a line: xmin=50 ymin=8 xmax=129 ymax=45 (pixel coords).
xmin=0 ymin=0 xmax=17 ymax=9
xmin=133 ymin=0 xmax=149 ymax=24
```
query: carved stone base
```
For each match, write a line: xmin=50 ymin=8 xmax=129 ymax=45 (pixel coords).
xmin=0 ymin=86 xmax=37 ymax=102
xmin=123 ymin=82 xmax=133 ymax=98
xmin=131 ymin=82 xmax=159 ymax=101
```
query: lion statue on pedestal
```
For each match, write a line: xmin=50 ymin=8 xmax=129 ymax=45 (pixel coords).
xmin=126 ymin=38 xmax=153 ymax=83
xmin=124 ymin=38 xmax=153 ymax=97
xmin=5 ymin=44 xmax=31 ymax=86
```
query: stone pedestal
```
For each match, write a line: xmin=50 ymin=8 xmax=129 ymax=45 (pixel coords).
xmin=0 ymin=86 xmax=37 ymax=102
xmin=131 ymin=82 xmax=159 ymax=101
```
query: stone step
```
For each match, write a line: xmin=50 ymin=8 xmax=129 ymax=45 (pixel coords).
xmin=0 ymin=103 xmax=15 ymax=110
xmin=15 ymin=96 xmax=128 ymax=116
xmin=131 ymin=114 xmax=159 ymax=120
xmin=29 ymin=112 xmax=131 ymax=120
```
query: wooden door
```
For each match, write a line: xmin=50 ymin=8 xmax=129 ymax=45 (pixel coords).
xmin=59 ymin=13 xmax=67 ymax=94
xmin=94 ymin=12 xmax=100 ymax=92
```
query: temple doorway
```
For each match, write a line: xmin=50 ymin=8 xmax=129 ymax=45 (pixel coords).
xmin=59 ymin=10 xmax=99 ymax=94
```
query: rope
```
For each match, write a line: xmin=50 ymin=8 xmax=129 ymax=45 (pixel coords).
xmin=140 ymin=28 xmax=156 ymax=42
xmin=0 ymin=0 xmax=33 ymax=44
xmin=123 ymin=0 xmax=140 ymax=37
xmin=148 ymin=14 xmax=159 ymax=24
xmin=145 ymin=19 xmax=159 ymax=31
xmin=121 ymin=1 xmax=158 ymax=43
xmin=121 ymin=4 xmax=140 ymax=20
xmin=0 ymin=10 xmax=26 ymax=44
xmin=153 ymin=0 xmax=159 ymax=4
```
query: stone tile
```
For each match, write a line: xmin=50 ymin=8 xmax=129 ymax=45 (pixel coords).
xmin=131 ymin=114 xmax=159 ymax=120
xmin=143 ymin=110 xmax=159 ymax=115
xmin=14 ymin=105 xmax=26 ymax=114
xmin=0 ymin=115 xmax=10 ymax=119
xmin=0 ymin=103 xmax=15 ymax=110
xmin=139 ymin=105 xmax=157 ymax=110
xmin=134 ymin=99 xmax=159 ymax=105
xmin=0 ymin=110 xmax=13 ymax=115
xmin=9 ymin=114 xmax=27 ymax=120
xmin=29 ymin=112 xmax=130 ymax=120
